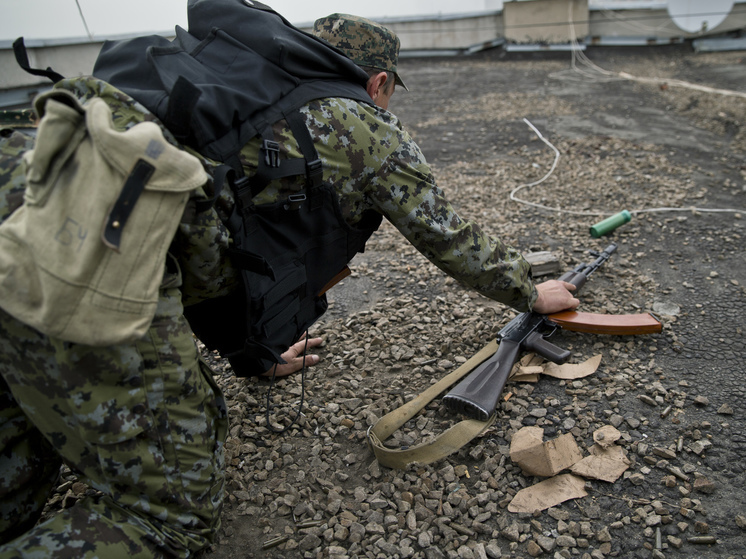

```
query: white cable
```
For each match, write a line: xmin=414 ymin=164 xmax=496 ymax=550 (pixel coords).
xmin=598 ymin=8 xmax=675 ymax=35
xmin=510 ymin=120 xmax=746 ymax=216
xmin=508 ymin=2 xmax=746 ymax=217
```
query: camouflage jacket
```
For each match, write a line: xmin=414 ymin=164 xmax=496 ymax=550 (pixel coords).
xmin=1 ymin=77 xmax=537 ymax=312
xmin=239 ymin=96 xmax=537 ymax=312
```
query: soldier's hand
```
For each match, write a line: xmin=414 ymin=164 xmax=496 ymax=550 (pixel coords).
xmin=261 ymin=334 xmax=323 ymax=377
xmin=532 ymin=280 xmax=580 ymax=314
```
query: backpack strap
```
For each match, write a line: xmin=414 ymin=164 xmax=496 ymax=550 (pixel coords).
xmin=284 ymin=110 xmax=324 ymax=210
xmin=13 ymin=38 xmax=65 ymax=83
xmin=248 ymin=128 xmax=306 ymax=200
xmin=165 ymin=76 xmax=202 ymax=146
xmin=238 ymin=109 xmax=324 ymax=210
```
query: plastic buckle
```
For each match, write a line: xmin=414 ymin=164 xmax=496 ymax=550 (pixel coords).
xmin=231 ymin=175 xmax=254 ymax=208
xmin=262 ymin=140 xmax=281 ymax=168
xmin=306 ymin=158 xmax=323 ymax=184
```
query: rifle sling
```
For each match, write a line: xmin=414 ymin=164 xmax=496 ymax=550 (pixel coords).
xmin=546 ymin=311 xmax=662 ymax=335
xmin=368 ymin=311 xmax=662 ymax=469
xmin=367 ymin=339 xmax=498 ymax=470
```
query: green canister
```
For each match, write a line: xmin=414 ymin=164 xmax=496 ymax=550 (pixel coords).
xmin=590 ymin=210 xmax=632 ymax=237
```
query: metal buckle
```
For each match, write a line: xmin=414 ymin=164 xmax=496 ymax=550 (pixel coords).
xmin=284 ymin=193 xmax=306 ymax=211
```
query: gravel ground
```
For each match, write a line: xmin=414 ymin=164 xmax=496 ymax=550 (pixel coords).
xmin=44 ymin=45 xmax=746 ymax=559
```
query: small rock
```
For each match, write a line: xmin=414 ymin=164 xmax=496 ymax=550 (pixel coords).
xmin=667 ymin=535 xmax=683 ymax=549
xmin=689 ymin=440 xmax=712 ymax=455
xmin=526 ymin=540 xmax=543 ymax=557
xmin=662 ymin=475 xmax=677 ymax=487
xmin=555 ymin=535 xmax=577 ymax=547
xmin=625 ymin=416 xmax=641 ymax=429
xmin=694 ymin=521 xmax=709 ymax=534
xmin=298 ymin=534 xmax=322 ymax=551
xmin=536 ymin=535 xmax=556 ymax=552
xmin=501 ymin=523 xmax=521 ymax=542
xmin=628 ymin=473 xmax=646 ymax=485
xmin=717 ymin=403 xmax=734 ymax=415
xmin=485 ymin=542 xmax=503 ymax=559
xmin=693 ymin=477 xmax=716 ymax=494
xmin=596 ymin=527 xmax=611 ymax=543
xmin=693 ymin=396 xmax=709 ymax=406
xmin=736 ymin=515 xmax=746 ymax=529
xmin=653 ymin=301 xmax=680 ymax=316
xmin=638 ymin=395 xmax=658 ymax=407
xmin=418 ymin=531 xmax=432 ymax=548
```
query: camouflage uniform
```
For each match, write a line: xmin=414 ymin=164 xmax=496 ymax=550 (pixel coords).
xmin=0 ymin=81 xmax=229 ymax=558
xmin=242 ymin=97 xmax=536 ymax=311
xmin=0 ymin=14 xmax=536 ymax=558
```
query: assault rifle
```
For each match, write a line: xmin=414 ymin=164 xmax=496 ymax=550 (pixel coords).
xmin=442 ymin=243 xmax=662 ymax=421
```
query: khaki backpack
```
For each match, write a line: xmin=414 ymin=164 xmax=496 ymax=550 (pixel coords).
xmin=0 ymin=89 xmax=207 ymax=346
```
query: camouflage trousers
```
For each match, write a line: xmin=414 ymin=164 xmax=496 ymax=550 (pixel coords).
xmin=0 ymin=285 xmax=228 ymax=558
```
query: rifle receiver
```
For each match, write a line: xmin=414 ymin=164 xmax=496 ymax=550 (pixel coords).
xmin=443 ymin=244 xmax=618 ymax=420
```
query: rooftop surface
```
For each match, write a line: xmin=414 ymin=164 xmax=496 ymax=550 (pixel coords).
xmin=199 ymin=43 xmax=746 ymax=558
xmin=39 ymin=43 xmax=746 ymax=558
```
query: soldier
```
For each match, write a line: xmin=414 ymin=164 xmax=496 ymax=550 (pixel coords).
xmin=0 ymin=11 xmax=578 ymax=559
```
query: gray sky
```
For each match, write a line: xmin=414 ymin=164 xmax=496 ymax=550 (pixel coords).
xmin=0 ymin=0 xmax=503 ymax=41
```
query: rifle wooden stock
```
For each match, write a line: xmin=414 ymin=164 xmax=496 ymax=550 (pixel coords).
xmin=318 ymin=266 xmax=351 ymax=296
xmin=546 ymin=311 xmax=662 ymax=335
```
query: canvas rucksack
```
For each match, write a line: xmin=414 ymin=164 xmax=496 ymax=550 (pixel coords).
xmin=10 ymin=0 xmax=382 ymax=374
xmin=0 ymin=89 xmax=208 ymax=345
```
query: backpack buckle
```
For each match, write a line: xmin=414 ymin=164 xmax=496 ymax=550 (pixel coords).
xmin=262 ymin=140 xmax=281 ymax=168
xmin=306 ymin=158 xmax=323 ymax=186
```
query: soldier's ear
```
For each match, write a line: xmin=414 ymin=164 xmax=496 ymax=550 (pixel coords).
xmin=366 ymin=72 xmax=388 ymax=103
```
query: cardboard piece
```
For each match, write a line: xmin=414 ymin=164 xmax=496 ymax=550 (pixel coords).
xmin=508 ymin=474 xmax=588 ymax=513
xmin=509 ymin=354 xmax=544 ymax=381
xmin=510 ymin=426 xmax=584 ymax=477
xmin=542 ymin=354 xmax=602 ymax=379
xmin=592 ymin=425 xmax=621 ymax=448
xmin=570 ymin=444 xmax=630 ymax=483
xmin=508 ymin=353 xmax=602 ymax=383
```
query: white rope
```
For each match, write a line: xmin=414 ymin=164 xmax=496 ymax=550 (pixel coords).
xmin=508 ymin=2 xmax=746 ymax=217
xmin=510 ymin=120 xmax=746 ymax=216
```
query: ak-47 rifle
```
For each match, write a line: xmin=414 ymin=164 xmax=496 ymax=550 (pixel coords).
xmin=442 ymin=243 xmax=662 ymax=421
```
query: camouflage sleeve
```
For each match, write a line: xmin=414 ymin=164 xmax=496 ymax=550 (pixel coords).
xmin=306 ymin=99 xmax=538 ymax=312
xmin=0 ymin=126 xmax=35 ymax=222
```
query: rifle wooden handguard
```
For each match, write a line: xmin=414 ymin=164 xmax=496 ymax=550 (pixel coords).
xmin=546 ymin=311 xmax=662 ymax=335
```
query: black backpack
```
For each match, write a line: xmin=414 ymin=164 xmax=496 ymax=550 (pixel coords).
xmin=92 ymin=0 xmax=373 ymax=172
xmin=14 ymin=0 xmax=383 ymax=375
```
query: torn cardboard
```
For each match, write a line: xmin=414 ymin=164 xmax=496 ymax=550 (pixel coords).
xmin=542 ymin=354 xmax=602 ymax=379
xmin=507 ymin=423 xmax=630 ymax=515
xmin=570 ymin=443 xmax=630 ymax=483
xmin=592 ymin=425 xmax=621 ymax=448
xmin=510 ymin=426 xmax=584 ymax=478
xmin=509 ymin=353 xmax=602 ymax=383
xmin=508 ymin=474 xmax=588 ymax=513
